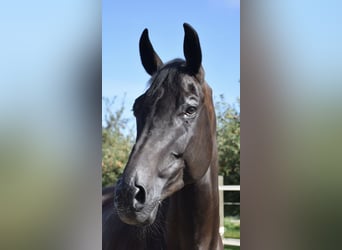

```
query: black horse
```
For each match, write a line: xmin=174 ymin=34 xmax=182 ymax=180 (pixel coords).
xmin=103 ymin=23 xmax=223 ymax=250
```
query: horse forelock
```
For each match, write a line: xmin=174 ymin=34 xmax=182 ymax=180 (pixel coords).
xmin=146 ymin=59 xmax=185 ymax=98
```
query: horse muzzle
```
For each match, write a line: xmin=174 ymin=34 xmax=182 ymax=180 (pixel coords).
xmin=114 ymin=179 xmax=160 ymax=226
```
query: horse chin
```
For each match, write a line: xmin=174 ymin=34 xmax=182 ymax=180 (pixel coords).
xmin=139 ymin=202 xmax=159 ymax=226
xmin=117 ymin=201 xmax=159 ymax=227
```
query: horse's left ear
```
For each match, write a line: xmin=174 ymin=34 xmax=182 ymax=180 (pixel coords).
xmin=183 ymin=23 xmax=202 ymax=75
xmin=139 ymin=28 xmax=163 ymax=76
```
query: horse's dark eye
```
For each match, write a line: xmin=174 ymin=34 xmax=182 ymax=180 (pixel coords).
xmin=185 ymin=106 xmax=197 ymax=116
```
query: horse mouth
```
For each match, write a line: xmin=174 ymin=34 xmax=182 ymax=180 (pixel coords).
xmin=116 ymin=200 xmax=160 ymax=226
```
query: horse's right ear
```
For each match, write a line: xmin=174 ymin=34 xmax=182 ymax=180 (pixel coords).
xmin=183 ymin=23 xmax=202 ymax=75
xmin=139 ymin=29 xmax=163 ymax=76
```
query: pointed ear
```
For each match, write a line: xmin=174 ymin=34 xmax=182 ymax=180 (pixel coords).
xmin=139 ymin=29 xmax=163 ymax=75
xmin=183 ymin=23 xmax=202 ymax=74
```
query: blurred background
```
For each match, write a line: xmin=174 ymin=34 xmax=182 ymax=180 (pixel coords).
xmin=242 ymin=1 xmax=342 ymax=249
xmin=0 ymin=1 xmax=101 ymax=249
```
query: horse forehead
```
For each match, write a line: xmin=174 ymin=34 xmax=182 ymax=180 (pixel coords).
xmin=150 ymin=74 xmax=193 ymax=101
xmin=180 ymin=75 xmax=203 ymax=98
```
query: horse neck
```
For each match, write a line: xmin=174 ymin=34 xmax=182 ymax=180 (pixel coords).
xmin=166 ymin=142 xmax=220 ymax=249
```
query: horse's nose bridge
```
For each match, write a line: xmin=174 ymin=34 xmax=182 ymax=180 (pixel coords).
xmin=125 ymin=127 xmax=176 ymax=183
xmin=131 ymin=129 xmax=167 ymax=163
xmin=124 ymin=145 xmax=156 ymax=183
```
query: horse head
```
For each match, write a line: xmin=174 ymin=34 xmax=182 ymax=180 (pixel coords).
xmin=114 ymin=23 xmax=216 ymax=226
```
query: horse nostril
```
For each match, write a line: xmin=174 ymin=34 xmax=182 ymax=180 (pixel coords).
xmin=134 ymin=184 xmax=146 ymax=205
xmin=172 ymin=152 xmax=182 ymax=159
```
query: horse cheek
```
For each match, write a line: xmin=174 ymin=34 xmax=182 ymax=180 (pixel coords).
xmin=184 ymin=110 xmax=213 ymax=181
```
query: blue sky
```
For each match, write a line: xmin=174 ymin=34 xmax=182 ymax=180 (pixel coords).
xmin=103 ymin=0 xmax=240 ymax=125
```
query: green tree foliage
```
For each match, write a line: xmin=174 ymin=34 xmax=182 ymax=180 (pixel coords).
xmin=102 ymin=97 xmax=134 ymax=187
xmin=216 ymin=95 xmax=240 ymax=184
xmin=216 ymin=95 xmax=240 ymax=217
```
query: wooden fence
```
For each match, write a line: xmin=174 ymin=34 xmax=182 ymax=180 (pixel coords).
xmin=218 ymin=176 xmax=240 ymax=247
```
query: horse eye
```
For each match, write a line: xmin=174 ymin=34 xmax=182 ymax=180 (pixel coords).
xmin=185 ymin=106 xmax=197 ymax=115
